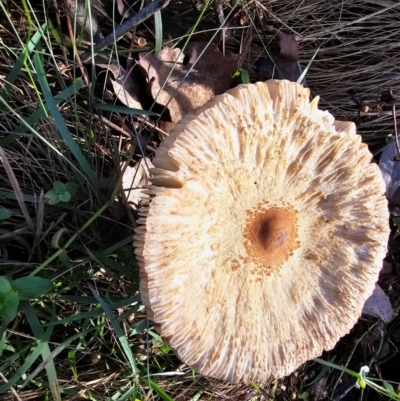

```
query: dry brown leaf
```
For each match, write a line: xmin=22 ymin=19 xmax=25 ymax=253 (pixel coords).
xmin=111 ymin=80 xmax=142 ymax=110
xmin=121 ymin=158 xmax=154 ymax=210
xmin=99 ymin=59 xmax=143 ymax=110
xmin=138 ymin=42 xmax=239 ymax=123
xmin=258 ymin=27 xmax=303 ymax=83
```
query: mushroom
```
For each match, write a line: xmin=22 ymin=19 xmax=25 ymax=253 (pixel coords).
xmin=134 ymin=80 xmax=389 ymax=383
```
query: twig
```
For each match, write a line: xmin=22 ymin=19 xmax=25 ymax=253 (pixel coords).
xmin=92 ymin=113 xmax=131 ymax=137
xmin=50 ymin=0 xmax=72 ymax=80
xmin=213 ymin=0 xmax=227 ymax=51
xmin=63 ymin=0 xmax=89 ymax=85
xmin=0 ymin=372 xmax=24 ymax=401
xmin=80 ymin=0 xmax=171 ymax=63
xmin=392 ymin=102 xmax=400 ymax=160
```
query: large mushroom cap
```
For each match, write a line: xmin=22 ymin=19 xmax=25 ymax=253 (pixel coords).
xmin=134 ymin=80 xmax=390 ymax=383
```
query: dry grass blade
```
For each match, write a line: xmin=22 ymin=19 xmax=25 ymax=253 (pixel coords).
xmin=80 ymin=0 xmax=172 ymax=62
xmin=240 ymin=0 xmax=400 ymax=145
xmin=0 ymin=147 xmax=35 ymax=235
xmin=0 ymin=373 xmax=23 ymax=401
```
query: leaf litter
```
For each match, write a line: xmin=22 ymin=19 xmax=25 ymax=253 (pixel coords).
xmin=121 ymin=158 xmax=154 ymax=210
xmin=362 ymin=284 xmax=394 ymax=324
xmin=379 ymin=136 xmax=400 ymax=204
xmin=138 ymin=41 xmax=239 ymax=124
xmin=258 ymin=26 xmax=304 ymax=83
xmin=103 ymin=58 xmax=143 ymax=111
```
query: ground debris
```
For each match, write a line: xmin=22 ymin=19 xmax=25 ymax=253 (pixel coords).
xmin=258 ymin=26 xmax=303 ymax=83
xmin=362 ymin=283 xmax=393 ymax=323
xmin=138 ymin=42 xmax=239 ymax=124
xmin=105 ymin=58 xmax=143 ymax=110
xmin=379 ymin=137 xmax=400 ymax=204
xmin=64 ymin=0 xmax=104 ymax=42
xmin=121 ymin=158 xmax=154 ymax=210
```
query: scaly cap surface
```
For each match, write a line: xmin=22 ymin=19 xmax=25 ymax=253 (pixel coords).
xmin=134 ymin=80 xmax=389 ymax=383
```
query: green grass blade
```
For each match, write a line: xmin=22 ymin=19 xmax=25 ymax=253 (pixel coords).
xmin=85 ymin=250 xmax=135 ymax=279
xmin=42 ymin=296 xmax=140 ymax=327
xmin=0 ymin=23 xmax=46 ymax=102
xmin=56 ymin=295 xmax=140 ymax=305
xmin=306 ymin=356 xmax=336 ymax=387
xmin=0 ymin=97 xmax=94 ymax=186
xmin=108 ymin=384 xmax=137 ymax=401
xmin=100 ymin=235 xmax=134 ymax=255
xmin=1 ymin=79 xmax=85 ymax=146
xmin=20 ymin=301 xmax=61 ymax=401
xmin=20 ymin=327 xmax=95 ymax=388
xmin=0 ymin=326 xmax=51 ymax=393
xmin=0 ymin=323 xmax=7 ymax=359
xmin=154 ymin=9 xmax=163 ymax=55
xmin=91 ymin=288 xmax=138 ymax=379
xmin=365 ymin=379 xmax=400 ymax=400
xmin=29 ymin=200 xmax=111 ymax=276
xmin=190 ymin=390 xmax=204 ymax=401
xmin=146 ymin=379 xmax=175 ymax=401
xmin=130 ymin=319 xmax=148 ymax=336
xmin=314 ymin=357 xmax=358 ymax=377
xmin=0 ymin=191 xmax=37 ymax=203
xmin=32 ymin=52 xmax=98 ymax=189
xmin=42 ymin=307 xmax=103 ymax=327
xmin=296 ymin=45 xmax=321 ymax=85
xmin=0 ymin=147 xmax=35 ymax=233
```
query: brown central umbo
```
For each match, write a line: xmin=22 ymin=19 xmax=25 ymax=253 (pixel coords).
xmin=243 ymin=204 xmax=299 ymax=274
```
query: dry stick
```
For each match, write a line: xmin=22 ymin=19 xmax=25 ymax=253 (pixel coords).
xmin=213 ymin=0 xmax=227 ymax=52
xmin=92 ymin=113 xmax=131 ymax=137
xmin=0 ymin=372 xmax=24 ymax=401
xmin=63 ymin=0 xmax=89 ymax=85
xmin=392 ymin=103 xmax=400 ymax=161
xmin=80 ymin=0 xmax=171 ymax=63
xmin=50 ymin=0 xmax=73 ymax=80
xmin=0 ymin=148 xmax=35 ymax=236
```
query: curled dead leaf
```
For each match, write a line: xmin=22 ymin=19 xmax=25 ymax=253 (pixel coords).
xmin=138 ymin=42 xmax=239 ymax=124
xmin=98 ymin=59 xmax=143 ymax=110
xmin=258 ymin=26 xmax=304 ymax=83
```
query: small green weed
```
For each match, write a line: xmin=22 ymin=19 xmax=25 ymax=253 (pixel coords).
xmin=0 ymin=207 xmax=11 ymax=220
xmin=45 ymin=181 xmax=79 ymax=205
xmin=315 ymin=358 xmax=400 ymax=401
xmin=0 ymin=276 xmax=53 ymax=324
